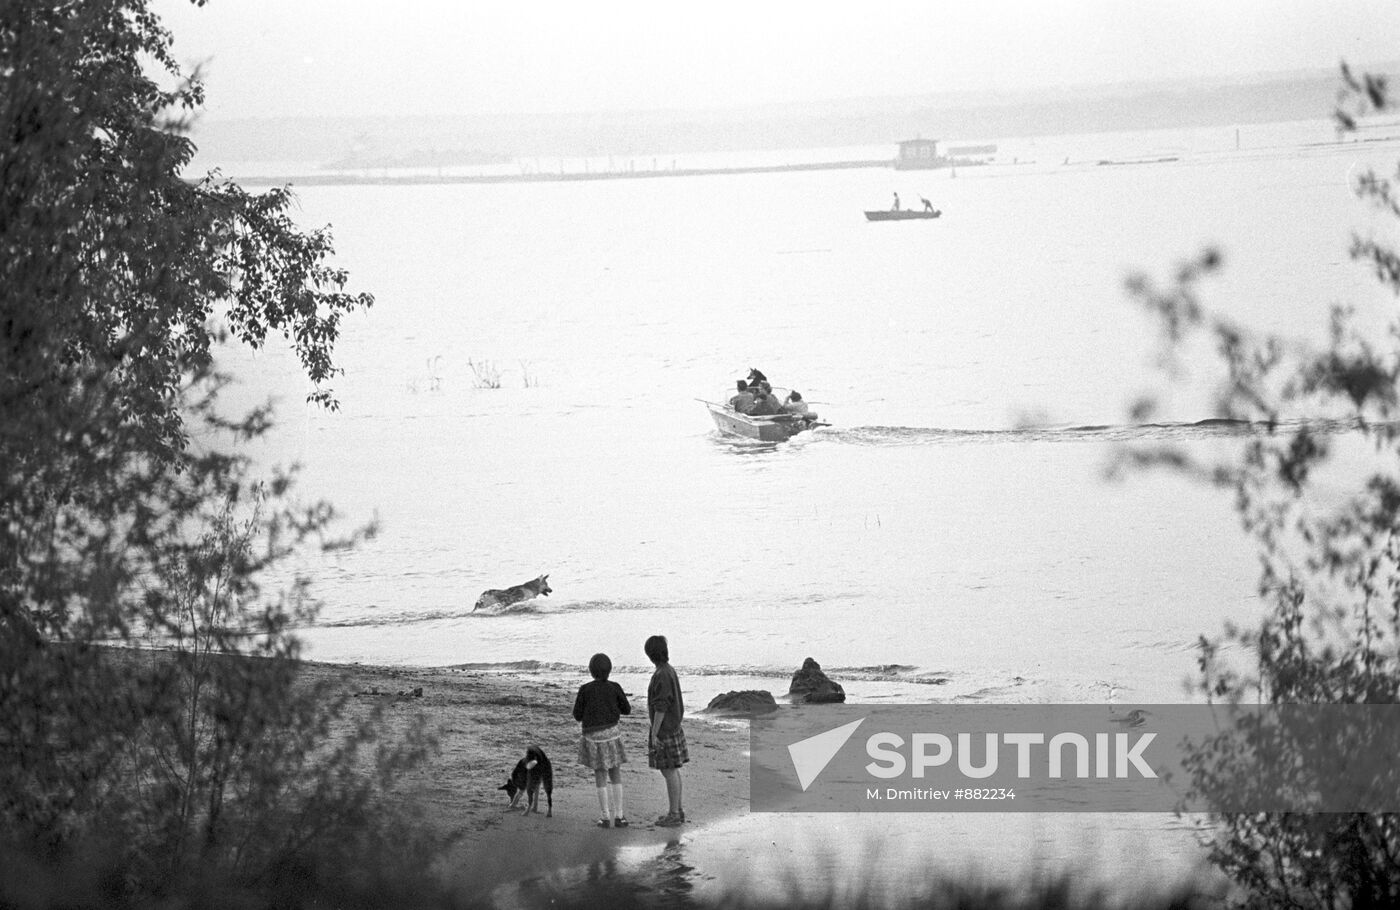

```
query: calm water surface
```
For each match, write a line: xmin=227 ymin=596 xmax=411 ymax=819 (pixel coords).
xmin=213 ymin=118 xmax=1399 ymax=893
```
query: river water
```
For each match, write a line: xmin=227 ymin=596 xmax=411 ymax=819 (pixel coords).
xmin=210 ymin=116 xmax=1397 ymax=896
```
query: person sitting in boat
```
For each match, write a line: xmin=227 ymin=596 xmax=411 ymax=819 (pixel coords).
xmin=728 ymin=380 xmax=756 ymax=414
xmin=783 ymin=390 xmax=815 ymax=421
xmin=749 ymin=382 xmax=784 ymax=416
xmin=920 ymin=196 xmax=934 ymax=213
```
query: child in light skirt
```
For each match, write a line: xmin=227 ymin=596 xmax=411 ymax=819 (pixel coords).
xmin=572 ymin=652 xmax=633 ymax=828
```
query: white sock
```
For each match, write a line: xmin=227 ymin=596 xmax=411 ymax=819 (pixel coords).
xmin=596 ymin=786 xmax=611 ymax=818
xmin=609 ymin=782 xmax=625 ymax=819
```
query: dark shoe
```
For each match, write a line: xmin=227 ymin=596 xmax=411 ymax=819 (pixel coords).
xmin=656 ymin=813 xmax=685 ymax=828
xmin=596 ymin=818 xmax=612 ymax=829
xmin=614 ymin=817 xmax=629 ymax=828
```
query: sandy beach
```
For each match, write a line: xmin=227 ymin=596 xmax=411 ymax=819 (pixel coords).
xmin=303 ymin=661 xmax=753 ymax=899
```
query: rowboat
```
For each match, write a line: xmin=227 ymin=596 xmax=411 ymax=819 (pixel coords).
xmin=701 ymin=400 xmax=822 ymax=442
xmin=865 ymin=209 xmax=941 ymax=221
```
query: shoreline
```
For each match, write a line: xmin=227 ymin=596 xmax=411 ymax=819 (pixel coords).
xmin=230 ymin=157 xmax=894 ymax=187
xmin=315 ymin=660 xmax=1221 ymax=903
xmin=299 ymin=660 xmax=753 ymax=898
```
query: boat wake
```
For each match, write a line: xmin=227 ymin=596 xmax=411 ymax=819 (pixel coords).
xmin=827 ymin=416 xmax=1369 ymax=447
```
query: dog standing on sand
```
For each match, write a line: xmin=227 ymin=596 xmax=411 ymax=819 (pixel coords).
xmin=499 ymin=746 xmax=554 ymax=817
xmin=474 ymin=574 xmax=551 ymax=612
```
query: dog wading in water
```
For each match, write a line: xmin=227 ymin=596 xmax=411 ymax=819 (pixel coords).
xmin=573 ymin=653 xmax=632 ymax=828
xmin=474 ymin=574 xmax=551 ymax=611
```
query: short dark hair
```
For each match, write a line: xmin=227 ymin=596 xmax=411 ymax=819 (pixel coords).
xmin=736 ymin=380 xmax=748 ymax=391
xmin=588 ymin=652 xmax=611 ymax=680
xmin=644 ymin=635 xmax=669 ymax=664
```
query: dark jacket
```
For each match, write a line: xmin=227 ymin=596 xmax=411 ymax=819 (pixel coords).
xmin=750 ymin=392 xmax=783 ymax=416
xmin=573 ymin=679 xmax=632 ymax=733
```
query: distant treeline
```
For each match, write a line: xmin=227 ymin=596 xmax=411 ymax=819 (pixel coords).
xmin=192 ymin=67 xmax=1352 ymax=167
xmin=324 ymin=147 xmax=514 ymax=171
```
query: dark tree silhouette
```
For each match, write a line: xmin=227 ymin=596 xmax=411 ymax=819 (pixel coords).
xmin=1123 ymin=64 xmax=1400 ymax=908
xmin=1 ymin=2 xmax=441 ymax=903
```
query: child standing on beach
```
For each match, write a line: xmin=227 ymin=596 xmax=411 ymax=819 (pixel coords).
xmin=573 ymin=652 xmax=632 ymax=828
xmin=644 ymin=634 xmax=687 ymax=827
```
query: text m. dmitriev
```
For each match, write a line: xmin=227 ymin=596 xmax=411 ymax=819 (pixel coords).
xmin=864 ymin=733 xmax=1158 ymax=779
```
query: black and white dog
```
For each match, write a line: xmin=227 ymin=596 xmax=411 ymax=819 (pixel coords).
xmin=499 ymin=746 xmax=553 ymax=817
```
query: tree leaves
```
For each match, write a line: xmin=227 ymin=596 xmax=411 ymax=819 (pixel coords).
xmin=1127 ymin=63 xmax=1400 ymax=906
xmin=1 ymin=2 xmax=430 ymax=900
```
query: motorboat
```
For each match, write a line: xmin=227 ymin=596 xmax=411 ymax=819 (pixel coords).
xmin=700 ymin=398 xmax=825 ymax=442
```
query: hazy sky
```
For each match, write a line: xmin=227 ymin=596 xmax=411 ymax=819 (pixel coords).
xmin=152 ymin=0 xmax=1400 ymax=120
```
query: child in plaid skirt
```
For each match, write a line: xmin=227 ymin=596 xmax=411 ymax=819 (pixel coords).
xmin=573 ymin=652 xmax=632 ymax=828
xmin=645 ymin=635 xmax=687 ymax=827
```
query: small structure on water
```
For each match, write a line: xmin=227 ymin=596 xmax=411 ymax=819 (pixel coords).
xmin=894 ymin=138 xmax=945 ymax=169
xmin=893 ymin=138 xmax=997 ymax=170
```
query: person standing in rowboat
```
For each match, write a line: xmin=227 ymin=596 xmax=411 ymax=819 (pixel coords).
xmin=892 ymin=191 xmax=901 ymax=211
xmin=921 ymin=196 xmax=935 ymax=213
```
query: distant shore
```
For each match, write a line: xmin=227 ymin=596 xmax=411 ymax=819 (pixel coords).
xmin=231 ymin=157 xmax=892 ymax=187
xmin=302 ymin=660 xmax=751 ymax=900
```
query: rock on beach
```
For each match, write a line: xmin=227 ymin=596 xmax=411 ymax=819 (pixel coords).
xmin=705 ymin=690 xmax=779 ymax=716
xmin=789 ymin=657 xmax=846 ymax=704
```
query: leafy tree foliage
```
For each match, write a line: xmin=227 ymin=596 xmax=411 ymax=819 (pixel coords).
xmin=1124 ymin=66 xmax=1400 ymax=908
xmin=1 ymin=1 xmax=440 ymax=902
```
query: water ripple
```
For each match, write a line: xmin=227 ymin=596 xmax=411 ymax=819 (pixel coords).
xmin=829 ymin=417 xmax=1370 ymax=447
